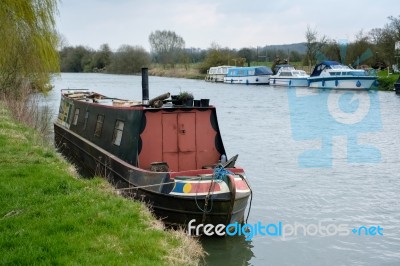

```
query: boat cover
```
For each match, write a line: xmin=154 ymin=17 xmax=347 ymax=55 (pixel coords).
xmin=310 ymin=61 xmax=340 ymax=77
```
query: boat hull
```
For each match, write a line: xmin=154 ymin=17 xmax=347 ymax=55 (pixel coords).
xmin=308 ymin=76 xmax=376 ymax=89
xmin=54 ymin=123 xmax=250 ymax=227
xmin=205 ymin=74 xmax=226 ymax=82
xmin=224 ymin=75 xmax=270 ymax=85
xmin=269 ymin=77 xmax=309 ymax=87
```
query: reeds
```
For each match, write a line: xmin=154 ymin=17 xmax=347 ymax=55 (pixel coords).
xmin=0 ymin=82 xmax=53 ymax=144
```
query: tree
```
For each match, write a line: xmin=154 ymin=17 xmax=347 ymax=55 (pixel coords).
xmin=59 ymin=46 xmax=93 ymax=72
xmin=320 ymin=40 xmax=341 ymax=63
xmin=347 ymin=30 xmax=374 ymax=67
xmin=108 ymin=45 xmax=150 ymax=74
xmin=0 ymin=0 xmax=59 ymax=96
xmin=198 ymin=43 xmax=238 ymax=74
xmin=304 ymin=26 xmax=327 ymax=69
xmin=149 ymin=30 xmax=185 ymax=68
xmin=289 ymin=50 xmax=303 ymax=62
xmin=238 ymin=48 xmax=254 ymax=66
xmin=369 ymin=15 xmax=400 ymax=67
xmin=92 ymin=44 xmax=112 ymax=71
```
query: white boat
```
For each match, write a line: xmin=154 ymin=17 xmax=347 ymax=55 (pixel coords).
xmin=223 ymin=66 xmax=273 ymax=85
xmin=307 ymin=61 xmax=377 ymax=90
xmin=205 ymin=65 xmax=233 ymax=82
xmin=269 ymin=65 xmax=309 ymax=87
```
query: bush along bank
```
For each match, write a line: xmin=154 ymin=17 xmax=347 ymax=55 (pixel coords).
xmin=376 ymin=73 xmax=399 ymax=91
xmin=0 ymin=103 xmax=204 ymax=265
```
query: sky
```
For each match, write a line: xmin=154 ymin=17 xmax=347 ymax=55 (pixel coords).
xmin=56 ymin=0 xmax=400 ymax=51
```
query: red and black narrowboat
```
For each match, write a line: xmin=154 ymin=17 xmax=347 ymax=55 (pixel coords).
xmin=54 ymin=68 xmax=252 ymax=228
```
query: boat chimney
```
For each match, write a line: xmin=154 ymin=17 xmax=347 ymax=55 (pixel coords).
xmin=142 ymin=67 xmax=149 ymax=105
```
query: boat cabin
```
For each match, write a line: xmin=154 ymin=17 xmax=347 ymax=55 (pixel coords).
xmin=226 ymin=66 xmax=272 ymax=77
xmin=56 ymin=91 xmax=226 ymax=173
xmin=311 ymin=61 xmax=367 ymax=77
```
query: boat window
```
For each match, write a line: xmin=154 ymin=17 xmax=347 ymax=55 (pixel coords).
xmin=280 ymin=72 xmax=292 ymax=76
xmin=94 ymin=114 xmax=104 ymax=137
xmin=112 ymin=120 xmax=124 ymax=146
xmin=72 ymin=108 xmax=80 ymax=126
xmin=57 ymin=99 xmax=73 ymax=124
xmin=350 ymin=71 xmax=366 ymax=76
xmin=238 ymin=70 xmax=245 ymax=76
xmin=248 ymin=70 xmax=255 ymax=75
xmin=255 ymin=67 xmax=273 ymax=75
xmin=83 ymin=111 xmax=89 ymax=130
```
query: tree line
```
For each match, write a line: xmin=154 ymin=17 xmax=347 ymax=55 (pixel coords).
xmin=1 ymin=0 xmax=399 ymax=99
xmin=60 ymin=16 xmax=400 ymax=76
xmin=59 ymin=38 xmax=304 ymax=74
xmin=304 ymin=15 xmax=400 ymax=70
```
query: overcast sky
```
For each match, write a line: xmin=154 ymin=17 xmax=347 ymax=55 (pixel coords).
xmin=56 ymin=0 xmax=399 ymax=51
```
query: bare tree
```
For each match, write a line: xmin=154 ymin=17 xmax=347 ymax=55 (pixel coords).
xmin=304 ymin=25 xmax=327 ymax=71
xmin=370 ymin=15 xmax=400 ymax=67
xmin=149 ymin=30 xmax=185 ymax=68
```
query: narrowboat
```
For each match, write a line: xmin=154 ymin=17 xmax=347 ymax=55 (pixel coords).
xmin=54 ymin=68 xmax=252 ymax=229
xmin=269 ymin=65 xmax=310 ymax=87
xmin=307 ymin=61 xmax=378 ymax=89
xmin=223 ymin=66 xmax=273 ymax=85
xmin=205 ymin=65 xmax=233 ymax=82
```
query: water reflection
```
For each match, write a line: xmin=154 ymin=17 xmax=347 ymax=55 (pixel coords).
xmin=201 ymin=235 xmax=254 ymax=266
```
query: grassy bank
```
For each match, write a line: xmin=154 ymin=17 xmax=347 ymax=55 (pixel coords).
xmin=377 ymin=70 xmax=399 ymax=91
xmin=149 ymin=64 xmax=205 ymax=80
xmin=0 ymin=104 xmax=203 ymax=265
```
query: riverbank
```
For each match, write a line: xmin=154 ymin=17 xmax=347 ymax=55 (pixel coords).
xmin=149 ymin=64 xmax=205 ymax=80
xmin=0 ymin=103 xmax=204 ymax=265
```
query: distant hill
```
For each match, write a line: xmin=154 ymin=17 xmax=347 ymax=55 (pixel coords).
xmin=263 ymin=43 xmax=307 ymax=54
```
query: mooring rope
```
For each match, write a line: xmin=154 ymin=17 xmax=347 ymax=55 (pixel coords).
xmin=115 ymin=181 xmax=176 ymax=191
xmin=239 ymin=174 xmax=253 ymax=224
xmin=213 ymin=164 xmax=234 ymax=182
xmin=196 ymin=164 xmax=235 ymax=224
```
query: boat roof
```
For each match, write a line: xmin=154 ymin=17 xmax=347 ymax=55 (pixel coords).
xmin=311 ymin=61 xmax=341 ymax=76
xmin=61 ymin=89 xmax=216 ymax=110
xmin=209 ymin=65 xmax=233 ymax=69
xmin=228 ymin=66 xmax=269 ymax=70
xmin=226 ymin=66 xmax=273 ymax=75
xmin=274 ymin=64 xmax=294 ymax=73
xmin=275 ymin=64 xmax=293 ymax=68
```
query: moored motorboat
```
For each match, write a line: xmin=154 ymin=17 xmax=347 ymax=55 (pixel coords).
xmin=205 ymin=65 xmax=233 ymax=82
xmin=269 ymin=64 xmax=309 ymax=87
xmin=54 ymin=68 xmax=252 ymax=229
xmin=224 ymin=66 xmax=273 ymax=85
xmin=307 ymin=61 xmax=377 ymax=89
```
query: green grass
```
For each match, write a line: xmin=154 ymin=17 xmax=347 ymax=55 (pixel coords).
xmin=0 ymin=104 xmax=203 ymax=265
xmin=376 ymin=70 xmax=399 ymax=91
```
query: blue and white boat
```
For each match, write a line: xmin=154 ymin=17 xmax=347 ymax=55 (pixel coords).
xmin=307 ymin=61 xmax=377 ymax=90
xmin=224 ymin=66 xmax=273 ymax=85
xmin=269 ymin=65 xmax=309 ymax=87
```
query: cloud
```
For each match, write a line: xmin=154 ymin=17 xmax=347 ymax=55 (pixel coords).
xmin=56 ymin=0 xmax=398 ymax=51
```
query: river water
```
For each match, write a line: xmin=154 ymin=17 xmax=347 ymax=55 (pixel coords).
xmin=49 ymin=73 xmax=400 ymax=266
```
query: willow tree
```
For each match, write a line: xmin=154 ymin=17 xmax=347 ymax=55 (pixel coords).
xmin=0 ymin=0 xmax=59 ymax=97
